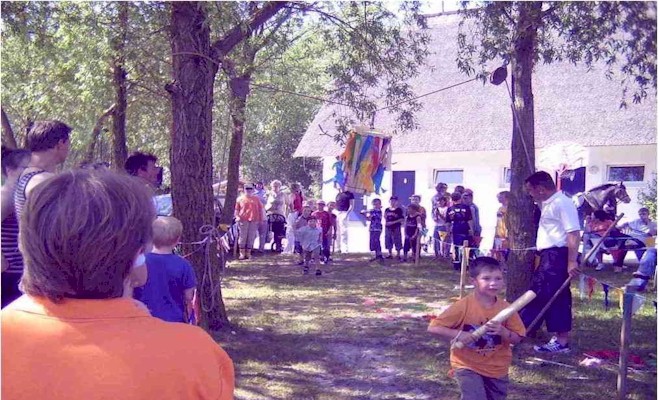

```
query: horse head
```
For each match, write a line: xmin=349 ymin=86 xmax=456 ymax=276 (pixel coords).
xmin=614 ymin=181 xmax=631 ymax=203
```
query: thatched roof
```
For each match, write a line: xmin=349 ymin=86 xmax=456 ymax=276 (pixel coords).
xmin=294 ymin=14 xmax=657 ymax=158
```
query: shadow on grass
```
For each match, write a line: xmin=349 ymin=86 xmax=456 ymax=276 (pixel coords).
xmin=216 ymin=253 xmax=656 ymax=400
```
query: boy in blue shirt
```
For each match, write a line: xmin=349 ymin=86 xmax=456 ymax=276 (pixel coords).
xmin=134 ymin=216 xmax=197 ymax=323
xmin=362 ymin=198 xmax=384 ymax=263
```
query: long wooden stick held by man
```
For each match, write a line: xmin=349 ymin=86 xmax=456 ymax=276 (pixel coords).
xmin=527 ymin=213 xmax=625 ymax=332
xmin=453 ymin=290 xmax=537 ymax=349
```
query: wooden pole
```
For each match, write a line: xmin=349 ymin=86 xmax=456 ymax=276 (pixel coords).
xmin=459 ymin=240 xmax=469 ymax=298
xmin=415 ymin=232 xmax=421 ymax=265
xmin=617 ymin=285 xmax=635 ymax=400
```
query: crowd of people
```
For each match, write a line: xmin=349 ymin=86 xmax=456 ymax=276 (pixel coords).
xmin=0 ymin=121 xmax=656 ymax=400
xmin=1 ymin=120 xmax=234 ymax=400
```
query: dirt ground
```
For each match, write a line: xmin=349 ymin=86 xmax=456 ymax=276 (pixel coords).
xmin=214 ymin=252 xmax=657 ymax=400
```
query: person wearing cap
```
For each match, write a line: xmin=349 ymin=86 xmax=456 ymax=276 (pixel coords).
xmin=234 ymin=183 xmax=265 ymax=260
xmin=312 ymin=200 xmax=333 ymax=264
xmin=384 ymin=196 xmax=405 ymax=260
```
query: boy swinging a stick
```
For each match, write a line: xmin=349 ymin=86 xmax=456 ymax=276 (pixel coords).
xmin=428 ymin=257 xmax=528 ymax=400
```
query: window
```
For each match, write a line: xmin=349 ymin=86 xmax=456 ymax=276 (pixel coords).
xmin=607 ymin=166 xmax=645 ymax=182
xmin=502 ymin=167 xmax=511 ymax=185
xmin=434 ymin=169 xmax=463 ymax=185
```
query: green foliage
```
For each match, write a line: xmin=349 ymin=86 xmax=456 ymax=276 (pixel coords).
xmin=1 ymin=1 xmax=171 ymax=169
xmin=312 ymin=1 xmax=430 ymax=139
xmin=457 ymin=1 xmax=657 ymax=105
xmin=638 ymin=173 xmax=657 ymax=219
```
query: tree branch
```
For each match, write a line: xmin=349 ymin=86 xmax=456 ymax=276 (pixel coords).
xmin=1 ymin=107 xmax=18 ymax=149
xmin=84 ymin=104 xmax=116 ymax=163
xmin=211 ymin=1 xmax=289 ymax=60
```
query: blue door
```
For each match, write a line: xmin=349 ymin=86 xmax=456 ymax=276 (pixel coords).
xmin=392 ymin=171 xmax=415 ymax=207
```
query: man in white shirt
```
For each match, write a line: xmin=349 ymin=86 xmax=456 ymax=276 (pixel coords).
xmin=521 ymin=171 xmax=581 ymax=353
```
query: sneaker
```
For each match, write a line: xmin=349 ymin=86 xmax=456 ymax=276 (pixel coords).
xmin=632 ymin=272 xmax=651 ymax=279
xmin=422 ymin=244 xmax=429 ymax=253
xmin=297 ymin=260 xmax=305 ymax=266
xmin=369 ymin=257 xmax=378 ymax=262
xmin=385 ymin=255 xmax=393 ymax=259
xmin=303 ymin=267 xmax=309 ymax=275
xmin=315 ymin=269 xmax=322 ymax=276
xmin=595 ymin=263 xmax=606 ymax=271
xmin=534 ymin=337 xmax=570 ymax=354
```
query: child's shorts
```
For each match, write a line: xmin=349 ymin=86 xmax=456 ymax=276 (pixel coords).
xmin=295 ymin=241 xmax=302 ymax=254
xmin=369 ymin=230 xmax=382 ymax=251
xmin=454 ymin=368 xmax=508 ymax=400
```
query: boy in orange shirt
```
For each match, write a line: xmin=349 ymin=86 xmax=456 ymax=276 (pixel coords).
xmin=428 ymin=257 xmax=525 ymax=400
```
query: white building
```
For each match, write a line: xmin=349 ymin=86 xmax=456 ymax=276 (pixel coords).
xmin=293 ymin=15 xmax=657 ymax=253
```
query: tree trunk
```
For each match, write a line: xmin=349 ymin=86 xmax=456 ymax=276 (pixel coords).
xmin=1 ymin=107 xmax=18 ymax=149
xmin=169 ymin=1 xmax=229 ymax=331
xmin=85 ymin=104 xmax=116 ymax=163
xmin=505 ymin=2 xmax=542 ymax=302
xmin=220 ymin=51 xmax=255 ymax=225
xmin=111 ymin=1 xmax=129 ymax=170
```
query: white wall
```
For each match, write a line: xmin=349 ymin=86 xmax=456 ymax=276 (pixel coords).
xmin=320 ymin=144 xmax=657 ymax=253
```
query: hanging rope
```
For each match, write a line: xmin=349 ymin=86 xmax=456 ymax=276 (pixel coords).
xmin=503 ymin=79 xmax=535 ymax=175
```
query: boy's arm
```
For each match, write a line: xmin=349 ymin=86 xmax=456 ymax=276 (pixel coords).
xmin=183 ymin=288 xmax=195 ymax=321
xmin=427 ymin=325 xmax=475 ymax=346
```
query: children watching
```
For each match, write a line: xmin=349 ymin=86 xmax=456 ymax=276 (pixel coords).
xmin=296 ymin=216 xmax=323 ymax=275
xmin=428 ymin=257 xmax=525 ymax=400
xmin=326 ymin=201 xmax=338 ymax=259
xmin=446 ymin=192 xmax=474 ymax=270
xmin=432 ymin=195 xmax=449 ymax=258
xmin=362 ymin=198 xmax=384 ymax=263
xmin=384 ymin=196 xmax=405 ymax=260
xmin=134 ymin=216 xmax=197 ymax=323
xmin=312 ymin=200 xmax=333 ymax=264
xmin=294 ymin=205 xmax=314 ymax=265
xmin=403 ymin=203 xmax=423 ymax=262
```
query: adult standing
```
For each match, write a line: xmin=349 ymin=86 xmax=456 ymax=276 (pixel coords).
xmin=14 ymin=120 xmax=71 ymax=222
xmin=2 ymin=169 xmax=234 ymax=400
xmin=124 ymin=151 xmax=162 ymax=191
xmin=234 ymin=183 xmax=265 ymax=260
xmin=520 ymin=171 xmax=580 ymax=353
xmin=253 ymin=181 xmax=269 ymax=254
xmin=1 ymin=147 xmax=31 ymax=307
xmin=335 ymin=188 xmax=355 ymax=254
xmin=431 ymin=182 xmax=448 ymax=206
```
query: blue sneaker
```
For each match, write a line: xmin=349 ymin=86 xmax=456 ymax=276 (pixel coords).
xmin=534 ymin=337 xmax=570 ymax=353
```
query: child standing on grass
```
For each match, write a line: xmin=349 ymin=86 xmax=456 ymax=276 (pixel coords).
xmin=326 ymin=201 xmax=338 ymax=260
xmin=294 ymin=205 xmax=314 ymax=266
xmin=362 ymin=198 xmax=384 ymax=263
xmin=133 ymin=216 xmax=197 ymax=323
xmin=384 ymin=196 xmax=405 ymax=260
xmin=428 ymin=257 xmax=526 ymax=400
xmin=296 ymin=216 xmax=323 ymax=276
xmin=403 ymin=204 xmax=423 ymax=262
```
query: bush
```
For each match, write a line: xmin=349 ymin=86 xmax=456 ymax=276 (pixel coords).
xmin=638 ymin=173 xmax=657 ymax=219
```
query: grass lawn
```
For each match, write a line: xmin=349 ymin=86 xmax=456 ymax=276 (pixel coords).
xmin=214 ymin=253 xmax=657 ymax=400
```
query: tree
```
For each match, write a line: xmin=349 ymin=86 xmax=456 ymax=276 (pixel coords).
xmin=457 ymin=1 xmax=657 ymax=300
xmin=638 ymin=173 xmax=657 ymax=219
xmin=168 ymin=1 xmax=287 ymax=331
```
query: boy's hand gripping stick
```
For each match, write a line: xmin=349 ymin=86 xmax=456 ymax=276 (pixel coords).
xmin=452 ymin=290 xmax=537 ymax=349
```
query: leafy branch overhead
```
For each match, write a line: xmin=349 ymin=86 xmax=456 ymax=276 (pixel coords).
xmin=309 ymin=1 xmax=430 ymax=137
xmin=457 ymin=1 xmax=657 ymax=106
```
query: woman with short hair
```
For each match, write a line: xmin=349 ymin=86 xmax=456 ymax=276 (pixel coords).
xmin=2 ymin=170 xmax=234 ymax=400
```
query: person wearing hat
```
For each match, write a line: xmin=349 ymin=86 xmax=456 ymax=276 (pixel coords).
xmin=312 ymin=200 xmax=333 ymax=263
xmin=234 ymin=183 xmax=265 ymax=260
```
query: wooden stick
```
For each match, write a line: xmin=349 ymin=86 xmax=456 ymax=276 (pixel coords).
xmin=617 ymin=285 xmax=635 ymax=399
xmin=415 ymin=230 xmax=421 ymax=265
xmin=528 ymin=213 xmax=624 ymax=331
xmin=453 ymin=290 xmax=537 ymax=349
xmin=459 ymin=240 xmax=469 ymax=298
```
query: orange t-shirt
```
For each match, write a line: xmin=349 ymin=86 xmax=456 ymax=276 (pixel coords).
xmin=2 ymin=295 xmax=234 ymax=400
xmin=235 ymin=194 xmax=265 ymax=222
xmin=429 ymin=293 xmax=526 ymax=378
